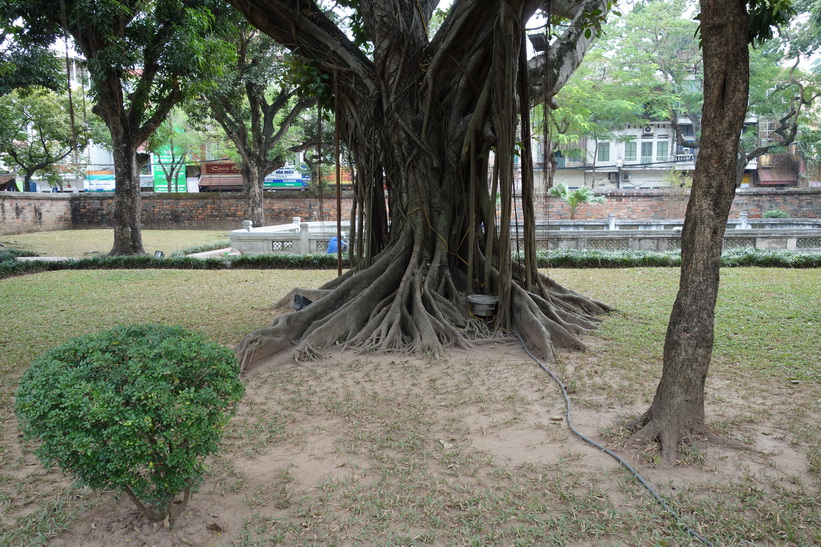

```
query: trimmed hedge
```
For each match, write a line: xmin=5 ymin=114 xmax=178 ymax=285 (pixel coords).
xmin=2 ymin=248 xmax=819 ymax=279
xmin=15 ymin=325 xmax=244 ymax=524
xmin=531 ymin=249 xmax=682 ymax=268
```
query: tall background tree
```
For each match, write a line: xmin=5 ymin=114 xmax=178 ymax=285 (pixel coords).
xmin=299 ymin=104 xmax=343 ymax=223
xmin=3 ymin=0 xmax=232 ymax=255
xmin=593 ymin=0 xmax=816 ymax=176
xmin=535 ymin=0 xmax=818 ymax=197
xmin=196 ymin=13 xmax=317 ymax=227
xmin=0 ymin=87 xmax=88 ymax=190
xmin=146 ymin=109 xmax=207 ymax=193
xmin=227 ymin=0 xmax=613 ymax=370
xmin=788 ymin=0 xmax=821 ymax=57
xmin=540 ymin=47 xmax=645 ymax=187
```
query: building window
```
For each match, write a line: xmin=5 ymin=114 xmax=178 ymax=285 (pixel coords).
xmin=554 ymin=150 xmax=565 ymax=169
xmin=641 ymin=142 xmax=653 ymax=164
xmin=624 ymin=141 xmax=637 ymax=162
xmin=597 ymin=142 xmax=610 ymax=163
xmin=759 ymin=119 xmax=778 ymax=145
xmin=656 ymin=141 xmax=669 ymax=162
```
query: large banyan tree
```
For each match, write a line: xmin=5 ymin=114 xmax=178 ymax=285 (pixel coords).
xmin=229 ymin=0 xmax=612 ymax=371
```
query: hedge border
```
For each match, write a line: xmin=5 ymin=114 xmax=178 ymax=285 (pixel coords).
xmin=2 ymin=248 xmax=819 ymax=280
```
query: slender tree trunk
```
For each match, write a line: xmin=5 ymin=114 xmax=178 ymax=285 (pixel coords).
xmin=23 ymin=170 xmax=36 ymax=191
xmin=242 ymin=162 xmax=265 ymax=227
xmin=109 ymin=138 xmax=145 ymax=256
xmin=630 ymin=0 xmax=750 ymax=462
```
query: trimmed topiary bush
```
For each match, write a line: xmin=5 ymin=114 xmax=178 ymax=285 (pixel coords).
xmin=15 ymin=325 xmax=244 ymax=524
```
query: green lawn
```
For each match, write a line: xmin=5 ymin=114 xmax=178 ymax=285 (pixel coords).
xmin=0 ymin=229 xmax=230 ymax=257
xmin=0 ymin=266 xmax=818 ymax=545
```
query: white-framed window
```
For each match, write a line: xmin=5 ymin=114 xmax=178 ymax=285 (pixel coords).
xmin=641 ymin=142 xmax=653 ymax=164
xmin=656 ymin=141 xmax=669 ymax=162
xmin=624 ymin=141 xmax=637 ymax=162
xmin=597 ymin=142 xmax=610 ymax=162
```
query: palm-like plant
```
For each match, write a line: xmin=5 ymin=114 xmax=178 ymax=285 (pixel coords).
xmin=548 ymin=184 xmax=607 ymax=219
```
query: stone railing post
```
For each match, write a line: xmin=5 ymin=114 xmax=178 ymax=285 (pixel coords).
xmin=300 ymin=222 xmax=310 ymax=253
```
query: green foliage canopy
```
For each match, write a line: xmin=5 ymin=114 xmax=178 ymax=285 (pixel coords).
xmin=0 ymin=87 xmax=87 ymax=187
xmin=0 ymin=13 xmax=63 ymax=96
xmin=2 ymin=0 xmax=232 ymax=109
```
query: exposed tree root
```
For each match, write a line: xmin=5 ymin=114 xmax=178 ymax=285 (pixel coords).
xmin=627 ymin=418 xmax=692 ymax=465
xmin=235 ymin=232 xmax=610 ymax=373
xmin=626 ymin=409 xmax=713 ymax=465
xmin=627 ymin=412 xmax=749 ymax=465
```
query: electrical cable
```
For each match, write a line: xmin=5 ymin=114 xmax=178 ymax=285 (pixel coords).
xmin=514 ymin=334 xmax=713 ymax=546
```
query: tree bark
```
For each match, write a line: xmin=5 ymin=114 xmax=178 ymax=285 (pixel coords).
xmin=23 ymin=170 xmax=36 ymax=191
xmin=630 ymin=0 xmax=750 ymax=462
xmin=109 ymin=136 xmax=145 ymax=256
xmin=242 ymin=161 xmax=266 ymax=227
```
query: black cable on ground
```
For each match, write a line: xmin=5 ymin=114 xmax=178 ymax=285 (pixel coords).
xmin=515 ymin=334 xmax=713 ymax=546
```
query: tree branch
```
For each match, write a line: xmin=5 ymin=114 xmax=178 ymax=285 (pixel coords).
xmin=742 ymin=59 xmax=816 ymax=166
xmin=528 ymin=0 xmax=610 ymax=108
xmin=268 ymin=96 xmax=316 ymax=149
xmin=226 ymin=0 xmax=376 ymax=94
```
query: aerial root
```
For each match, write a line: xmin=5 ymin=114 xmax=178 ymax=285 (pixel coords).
xmin=509 ymin=283 xmax=592 ymax=361
xmin=530 ymin=291 xmax=598 ymax=334
xmin=539 ymin=272 xmax=612 ymax=315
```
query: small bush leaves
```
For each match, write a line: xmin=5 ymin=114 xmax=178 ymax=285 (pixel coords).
xmin=15 ymin=325 xmax=244 ymax=523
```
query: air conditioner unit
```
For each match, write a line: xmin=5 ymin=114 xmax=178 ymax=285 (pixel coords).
xmin=622 ymin=173 xmax=631 ymax=181
xmin=643 ymin=125 xmax=653 ymax=134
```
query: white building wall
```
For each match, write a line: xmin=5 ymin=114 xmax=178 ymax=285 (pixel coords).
xmin=577 ymin=122 xmax=688 ymax=190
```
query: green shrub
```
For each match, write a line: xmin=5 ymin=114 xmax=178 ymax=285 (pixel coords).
xmin=15 ymin=325 xmax=245 ymax=524
xmin=1 ymin=248 xmax=818 ymax=280
xmin=721 ymin=247 xmax=821 ymax=268
xmin=763 ymin=209 xmax=789 ymax=218
xmin=532 ymin=249 xmax=682 ymax=268
xmin=0 ymin=248 xmax=37 ymax=261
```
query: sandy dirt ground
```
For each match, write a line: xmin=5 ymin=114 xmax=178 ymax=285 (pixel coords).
xmin=10 ymin=340 xmax=818 ymax=546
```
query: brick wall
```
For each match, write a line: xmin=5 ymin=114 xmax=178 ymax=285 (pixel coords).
xmin=542 ymin=188 xmax=821 ymax=221
xmin=68 ymin=192 xmax=354 ymax=230
xmin=1 ymin=187 xmax=819 ymax=236
xmin=0 ymin=193 xmax=73 ymax=236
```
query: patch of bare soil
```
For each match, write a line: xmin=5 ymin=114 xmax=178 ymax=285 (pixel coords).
xmin=27 ymin=341 xmax=821 ymax=545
